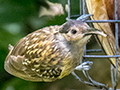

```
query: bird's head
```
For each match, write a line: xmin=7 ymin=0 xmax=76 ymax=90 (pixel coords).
xmin=59 ymin=20 xmax=106 ymax=44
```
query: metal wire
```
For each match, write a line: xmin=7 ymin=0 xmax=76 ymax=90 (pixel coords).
xmin=67 ymin=0 xmax=119 ymax=90
xmin=86 ymin=20 xmax=120 ymax=23
xmin=68 ymin=0 xmax=71 ymax=19
xmin=114 ymin=0 xmax=119 ymax=89
xmin=83 ymin=0 xmax=86 ymax=62
xmin=84 ymin=55 xmax=120 ymax=58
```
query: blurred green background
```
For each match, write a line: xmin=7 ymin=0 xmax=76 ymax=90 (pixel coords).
xmin=0 ymin=0 xmax=120 ymax=90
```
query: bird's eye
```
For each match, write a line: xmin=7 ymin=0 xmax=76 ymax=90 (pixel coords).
xmin=71 ymin=29 xmax=77 ymax=34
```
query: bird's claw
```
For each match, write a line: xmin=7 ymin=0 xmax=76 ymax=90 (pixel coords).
xmin=75 ymin=61 xmax=93 ymax=71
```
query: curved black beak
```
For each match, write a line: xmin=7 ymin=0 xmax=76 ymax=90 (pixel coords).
xmin=83 ymin=27 xmax=107 ymax=37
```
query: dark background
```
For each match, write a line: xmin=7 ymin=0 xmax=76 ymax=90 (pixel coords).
xmin=0 ymin=0 xmax=120 ymax=90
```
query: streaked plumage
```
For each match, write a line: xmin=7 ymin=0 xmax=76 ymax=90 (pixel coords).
xmin=4 ymin=20 xmax=106 ymax=82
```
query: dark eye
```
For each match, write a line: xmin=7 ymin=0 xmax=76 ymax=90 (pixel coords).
xmin=71 ymin=29 xmax=77 ymax=34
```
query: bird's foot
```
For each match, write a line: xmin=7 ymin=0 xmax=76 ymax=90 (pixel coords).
xmin=75 ymin=61 xmax=93 ymax=71
xmin=72 ymin=70 xmax=108 ymax=90
xmin=72 ymin=61 xmax=108 ymax=90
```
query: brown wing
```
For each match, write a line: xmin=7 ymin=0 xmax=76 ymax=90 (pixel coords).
xmin=4 ymin=25 xmax=71 ymax=82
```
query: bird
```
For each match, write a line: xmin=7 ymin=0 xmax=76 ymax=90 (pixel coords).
xmin=86 ymin=0 xmax=120 ymax=71
xmin=4 ymin=19 xmax=106 ymax=82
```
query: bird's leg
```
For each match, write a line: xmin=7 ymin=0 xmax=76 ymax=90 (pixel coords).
xmin=72 ymin=61 xmax=94 ymax=85
xmin=82 ymin=70 xmax=108 ymax=90
xmin=72 ymin=61 xmax=108 ymax=90
xmin=72 ymin=71 xmax=95 ymax=86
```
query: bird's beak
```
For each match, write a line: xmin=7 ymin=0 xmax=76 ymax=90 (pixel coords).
xmin=83 ymin=27 xmax=107 ymax=37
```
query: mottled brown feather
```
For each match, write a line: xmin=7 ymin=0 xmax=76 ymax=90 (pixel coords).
xmin=4 ymin=20 xmax=105 ymax=82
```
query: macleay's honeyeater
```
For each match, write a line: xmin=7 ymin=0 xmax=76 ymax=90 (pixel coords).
xmin=4 ymin=20 xmax=106 ymax=82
